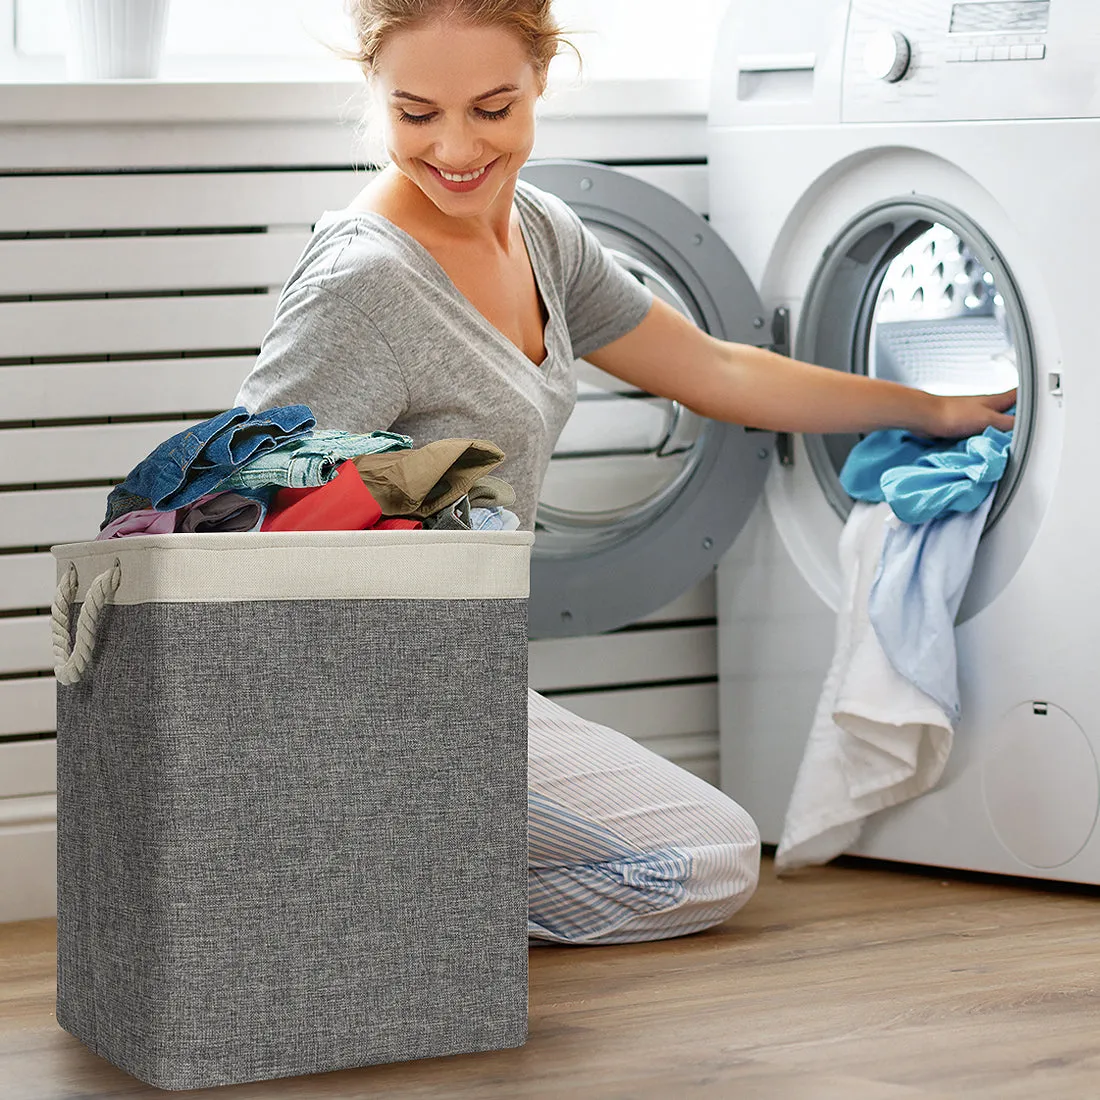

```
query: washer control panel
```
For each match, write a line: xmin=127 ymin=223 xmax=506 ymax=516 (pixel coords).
xmin=843 ymin=0 xmax=1100 ymax=122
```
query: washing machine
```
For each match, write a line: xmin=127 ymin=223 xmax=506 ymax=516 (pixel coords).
xmin=710 ymin=0 xmax=1100 ymax=882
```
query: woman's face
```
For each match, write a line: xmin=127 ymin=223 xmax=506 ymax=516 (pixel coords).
xmin=371 ymin=19 xmax=543 ymax=219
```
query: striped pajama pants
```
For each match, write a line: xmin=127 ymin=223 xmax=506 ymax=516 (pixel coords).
xmin=527 ymin=689 xmax=761 ymax=946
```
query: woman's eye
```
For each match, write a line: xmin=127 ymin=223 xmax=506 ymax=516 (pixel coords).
xmin=476 ymin=105 xmax=513 ymax=121
xmin=399 ymin=110 xmax=437 ymax=125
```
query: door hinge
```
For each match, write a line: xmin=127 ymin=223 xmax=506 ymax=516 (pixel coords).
xmin=771 ymin=306 xmax=794 ymax=467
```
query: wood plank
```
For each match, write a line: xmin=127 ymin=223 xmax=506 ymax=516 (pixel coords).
xmin=0 ymin=554 xmax=55 ymax=613
xmin=542 ymin=682 xmax=718 ymax=739
xmin=4 ymin=629 xmax=720 ymax=740
xmin=0 ymin=808 xmax=56 ymax=923
xmin=0 ymin=487 xmax=107 ymax=550
xmin=0 ymin=617 xmax=50 ymax=677
xmin=0 ymin=420 xmax=213 ymax=487
xmin=0 ymin=680 xmax=54 ymax=738
xmin=529 ymin=625 xmax=717 ymax=693
xmin=0 ymin=230 xmax=310 ymax=296
xmin=2 ymin=292 xmax=279 ymax=359
xmin=0 ymin=356 xmax=254 ymax=422
xmin=0 ymin=167 xmax=697 ymax=238
xmin=0 ymin=170 xmax=363 ymax=233
xmin=542 ymin=681 xmax=719 ymax=783
xmin=634 ymin=732 xmax=717 ymax=777
xmin=0 ymin=742 xmax=55 ymax=800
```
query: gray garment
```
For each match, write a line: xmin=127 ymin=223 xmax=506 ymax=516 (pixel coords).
xmin=176 ymin=491 xmax=263 ymax=533
xmin=234 ymin=180 xmax=654 ymax=530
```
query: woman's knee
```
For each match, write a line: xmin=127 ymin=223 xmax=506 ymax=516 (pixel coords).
xmin=529 ymin=797 xmax=762 ymax=945
xmin=678 ymin=797 xmax=761 ymax=921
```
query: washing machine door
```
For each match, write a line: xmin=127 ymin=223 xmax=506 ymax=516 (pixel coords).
xmin=520 ymin=160 xmax=773 ymax=638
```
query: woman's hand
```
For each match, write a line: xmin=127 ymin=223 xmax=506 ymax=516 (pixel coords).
xmin=918 ymin=389 xmax=1016 ymax=440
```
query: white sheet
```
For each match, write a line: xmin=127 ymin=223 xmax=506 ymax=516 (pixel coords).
xmin=775 ymin=501 xmax=952 ymax=872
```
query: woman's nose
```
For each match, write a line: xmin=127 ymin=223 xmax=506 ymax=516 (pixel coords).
xmin=433 ymin=120 xmax=482 ymax=170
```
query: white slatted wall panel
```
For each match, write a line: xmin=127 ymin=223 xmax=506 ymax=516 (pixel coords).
xmin=0 ymin=162 xmax=717 ymax=922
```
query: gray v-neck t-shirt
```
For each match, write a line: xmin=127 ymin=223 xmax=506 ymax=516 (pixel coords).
xmin=233 ymin=179 xmax=653 ymax=529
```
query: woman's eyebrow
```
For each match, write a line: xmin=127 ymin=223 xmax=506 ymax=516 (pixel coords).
xmin=390 ymin=83 xmax=520 ymax=105
xmin=473 ymin=83 xmax=519 ymax=101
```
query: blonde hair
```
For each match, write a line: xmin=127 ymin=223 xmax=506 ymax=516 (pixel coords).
xmin=343 ymin=0 xmax=575 ymax=85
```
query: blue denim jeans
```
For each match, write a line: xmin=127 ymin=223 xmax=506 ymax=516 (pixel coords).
xmin=102 ymin=405 xmax=316 ymax=528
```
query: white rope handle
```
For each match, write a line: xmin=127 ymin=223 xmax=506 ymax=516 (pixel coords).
xmin=52 ymin=559 xmax=122 ymax=686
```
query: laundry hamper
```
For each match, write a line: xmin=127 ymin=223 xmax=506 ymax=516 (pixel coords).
xmin=50 ymin=530 xmax=532 ymax=1091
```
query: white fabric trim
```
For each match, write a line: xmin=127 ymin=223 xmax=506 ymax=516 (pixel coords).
xmin=51 ymin=531 xmax=533 ymax=604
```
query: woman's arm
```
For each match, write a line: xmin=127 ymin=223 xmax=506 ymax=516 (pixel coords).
xmin=584 ymin=296 xmax=1015 ymax=439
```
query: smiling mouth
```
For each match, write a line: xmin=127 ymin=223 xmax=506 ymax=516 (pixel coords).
xmin=430 ymin=161 xmax=493 ymax=183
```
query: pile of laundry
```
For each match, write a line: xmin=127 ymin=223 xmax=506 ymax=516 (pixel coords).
xmin=775 ymin=419 xmax=1013 ymax=871
xmin=97 ymin=404 xmax=520 ymax=541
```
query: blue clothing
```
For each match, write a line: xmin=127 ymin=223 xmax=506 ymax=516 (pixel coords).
xmin=470 ymin=506 xmax=522 ymax=532
xmin=841 ymin=424 xmax=1012 ymax=524
xmin=102 ymin=405 xmax=316 ymax=527
xmin=868 ymin=491 xmax=994 ymax=720
xmin=213 ymin=428 xmax=412 ymax=491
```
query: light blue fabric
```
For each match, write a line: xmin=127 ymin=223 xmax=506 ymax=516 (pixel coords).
xmin=868 ymin=492 xmax=995 ymax=720
xmin=214 ymin=429 xmax=412 ymax=491
xmin=841 ymin=423 xmax=1013 ymax=524
xmin=470 ymin=507 xmax=521 ymax=532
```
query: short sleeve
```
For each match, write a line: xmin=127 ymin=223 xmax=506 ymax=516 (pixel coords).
xmin=234 ymin=282 xmax=409 ymax=434
xmin=552 ymin=197 xmax=654 ymax=360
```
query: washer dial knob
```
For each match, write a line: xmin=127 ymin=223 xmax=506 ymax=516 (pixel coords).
xmin=864 ymin=29 xmax=912 ymax=82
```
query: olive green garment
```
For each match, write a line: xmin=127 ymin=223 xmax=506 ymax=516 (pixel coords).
xmin=353 ymin=438 xmax=505 ymax=518
xmin=467 ymin=475 xmax=517 ymax=510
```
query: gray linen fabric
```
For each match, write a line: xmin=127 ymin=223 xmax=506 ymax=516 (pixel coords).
xmin=56 ymin=596 xmax=528 ymax=1091
xmin=233 ymin=179 xmax=654 ymax=530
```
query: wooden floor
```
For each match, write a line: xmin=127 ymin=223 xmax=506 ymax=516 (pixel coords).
xmin=3 ymin=856 xmax=1100 ymax=1099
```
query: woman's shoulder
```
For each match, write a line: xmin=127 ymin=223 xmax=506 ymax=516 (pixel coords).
xmin=514 ymin=178 xmax=594 ymax=283
xmin=514 ymin=178 xmax=583 ymax=241
xmin=281 ymin=210 xmax=432 ymax=309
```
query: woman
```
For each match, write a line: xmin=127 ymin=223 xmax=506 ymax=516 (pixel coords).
xmin=235 ymin=0 xmax=1015 ymax=945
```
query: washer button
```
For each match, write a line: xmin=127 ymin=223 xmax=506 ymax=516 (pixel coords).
xmin=977 ymin=45 xmax=994 ymax=60
xmin=1026 ymin=43 xmax=1046 ymax=59
xmin=945 ymin=47 xmax=961 ymax=62
xmin=993 ymin=45 xmax=1010 ymax=60
xmin=961 ymin=46 xmax=978 ymax=61
xmin=1009 ymin=44 xmax=1027 ymax=60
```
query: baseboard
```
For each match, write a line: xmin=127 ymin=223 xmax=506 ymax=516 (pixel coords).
xmin=0 ymin=796 xmax=57 ymax=922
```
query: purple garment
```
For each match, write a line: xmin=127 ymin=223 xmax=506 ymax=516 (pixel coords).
xmin=95 ymin=508 xmax=178 ymax=540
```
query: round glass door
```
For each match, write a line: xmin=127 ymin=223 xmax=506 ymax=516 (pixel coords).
xmin=797 ymin=199 xmax=1035 ymax=531
xmin=536 ymin=233 xmax=711 ymax=556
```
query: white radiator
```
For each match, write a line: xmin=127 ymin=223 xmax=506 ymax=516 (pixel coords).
xmin=0 ymin=162 xmax=718 ymax=922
